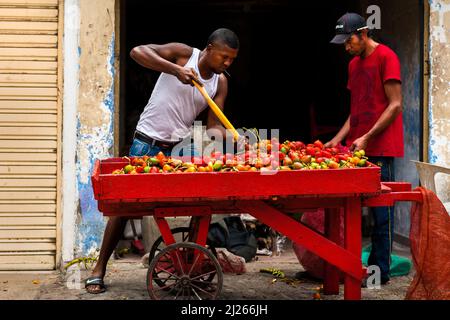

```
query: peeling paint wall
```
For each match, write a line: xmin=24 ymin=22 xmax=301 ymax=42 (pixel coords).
xmin=76 ymin=0 xmax=116 ymax=256
xmin=428 ymin=0 xmax=450 ymax=202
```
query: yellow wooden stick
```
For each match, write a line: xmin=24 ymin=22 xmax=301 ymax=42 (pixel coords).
xmin=193 ymin=80 xmax=240 ymax=141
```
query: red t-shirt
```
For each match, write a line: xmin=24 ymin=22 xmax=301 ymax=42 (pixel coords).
xmin=346 ymin=44 xmax=404 ymax=157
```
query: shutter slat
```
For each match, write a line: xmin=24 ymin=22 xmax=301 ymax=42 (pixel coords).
xmin=0 ymin=216 xmax=55 ymax=225
xmin=0 ymin=113 xmax=56 ymax=122
xmin=0 ymin=228 xmax=55 ymax=238
xmin=0 ymin=0 xmax=57 ymax=6
xmin=0 ymin=191 xmax=56 ymax=199
xmin=0 ymin=178 xmax=56 ymax=187
xmin=0 ymin=241 xmax=56 ymax=252
xmin=0 ymin=0 xmax=59 ymax=271
xmin=0 ymin=8 xmax=57 ymax=19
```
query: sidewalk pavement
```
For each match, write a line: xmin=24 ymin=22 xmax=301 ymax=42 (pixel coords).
xmin=0 ymin=241 xmax=413 ymax=300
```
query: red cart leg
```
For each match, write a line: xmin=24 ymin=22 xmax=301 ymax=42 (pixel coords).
xmin=324 ymin=208 xmax=341 ymax=295
xmin=344 ymin=198 xmax=362 ymax=300
xmin=154 ymin=216 xmax=176 ymax=246
xmin=188 ymin=215 xmax=211 ymax=247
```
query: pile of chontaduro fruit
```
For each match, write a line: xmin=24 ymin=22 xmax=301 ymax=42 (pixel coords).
xmin=111 ymin=139 xmax=371 ymax=175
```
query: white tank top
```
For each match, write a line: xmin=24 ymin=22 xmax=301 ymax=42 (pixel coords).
xmin=136 ymin=48 xmax=220 ymax=142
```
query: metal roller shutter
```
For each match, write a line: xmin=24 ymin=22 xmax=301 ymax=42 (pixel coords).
xmin=0 ymin=0 xmax=61 ymax=270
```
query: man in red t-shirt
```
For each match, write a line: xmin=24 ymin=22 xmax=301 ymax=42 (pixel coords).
xmin=326 ymin=13 xmax=404 ymax=286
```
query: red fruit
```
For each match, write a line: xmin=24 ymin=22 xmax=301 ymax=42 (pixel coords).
xmin=316 ymin=157 xmax=325 ymax=164
xmin=313 ymin=140 xmax=324 ymax=149
xmin=288 ymin=142 xmax=296 ymax=150
xmin=274 ymin=151 xmax=285 ymax=161
xmin=211 ymin=151 xmax=223 ymax=159
xmin=271 ymin=142 xmax=280 ymax=152
xmin=203 ymin=155 xmax=211 ymax=165
xmin=192 ymin=156 xmax=203 ymax=165
xmin=156 ymin=152 xmax=166 ymax=164
xmin=225 ymin=153 xmax=234 ymax=161
xmin=261 ymin=156 xmax=271 ymax=166
xmin=150 ymin=166 xmax=159 ymax=174
xmin=336 ymin=154 xmax=348 ymax=162
xmin=271 ymin=160 xmax=280 ymax=169
xmin=294 ymin=141 xmax=305 ymax=150
xmin=330 ymin=147 xmax=339 ymax=155
xmin=321 ymin=150 xmax=332 ymax=159
xmin=135 ymin=166 xmax=145 ymax=173
xmin=306 ymin=147 xmax=316 ymax=156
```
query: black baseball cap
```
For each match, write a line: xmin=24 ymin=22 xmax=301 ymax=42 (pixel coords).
xmin=330 ymin=13 xmax=368 ymax=44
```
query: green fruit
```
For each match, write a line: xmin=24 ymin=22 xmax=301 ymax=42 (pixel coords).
xmin=149 ymin=157 xmax=160 ymax=166
xmin=124 ymin=165 xmax=134 ymax=174
xmin=357 ymin=159 xmax=367 ymax=167
xmin=143 ymin=166 xmax=150 ymax=173
xmin=213 ymin=161 xmax=223 ymax=171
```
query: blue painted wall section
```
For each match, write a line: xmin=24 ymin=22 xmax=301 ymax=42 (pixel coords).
xmin=76 ymin=34 xmax=116 ymax=256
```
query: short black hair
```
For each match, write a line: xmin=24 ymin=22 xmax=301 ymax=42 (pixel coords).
xmin=207 ymin=28 xmax=239 ymax=49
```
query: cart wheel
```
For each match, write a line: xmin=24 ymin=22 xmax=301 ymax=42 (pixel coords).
xmin=147 ymin=242 xmax=223 ymax=300
xmin=149 ymin=227 xmax=190 ymax=261
xmin=149 ymin=227 xmax=218 ymax=289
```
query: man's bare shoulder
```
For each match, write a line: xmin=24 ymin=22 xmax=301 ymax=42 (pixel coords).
xmin=164 ymin=42 xmax=193 ymax=58
xmin=147 ymin=42 xmax=193 ymax=64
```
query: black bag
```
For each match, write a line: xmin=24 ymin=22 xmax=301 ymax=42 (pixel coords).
xmin=207 ymin=216 xmax=257 ymax=262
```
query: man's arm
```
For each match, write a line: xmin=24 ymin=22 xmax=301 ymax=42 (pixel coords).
xmin=350 ymin=80 xmax=402 ymax=151
xmin=130 ymin=42 xmax=202 ymax=85
xmin=206 ymin=74 xmax=228 ymax=138
xmin=324 ymin=116 xmax=351 ymax=148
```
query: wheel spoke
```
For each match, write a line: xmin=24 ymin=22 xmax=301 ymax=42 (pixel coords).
xmin=153 ymin=281 xmax=177 ymax=292
xmin=188 ymin=251 xmax=201 ymax=276
xmin=155 ymin=273 xmax=178 ymax=286
xmin=190 ymin=270 xmax=217 ymax=281
xmin=190 ymin=283 xmax=215 ymax=298
xmin=174 ymin=284 xmax=183 ymax=300
xmin=191 ymin=286 xmax=203 ymax=300
xmin=175 ymin=250 xmax=185 ymax=275
xmin=154 ymin=266 xmax=180 ymax=280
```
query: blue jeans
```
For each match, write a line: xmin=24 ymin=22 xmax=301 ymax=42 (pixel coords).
xmin=129 ymin=138 xmax=199 ymax=157
xmin=367 ymin=156 xmax=395 ymax=283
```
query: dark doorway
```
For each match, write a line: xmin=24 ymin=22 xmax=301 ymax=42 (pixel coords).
xmin=118 ymin=0 xmax=361 ymax=155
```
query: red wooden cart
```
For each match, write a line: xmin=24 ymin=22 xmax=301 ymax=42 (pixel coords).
xmin=91 ymin=158 xmax=422 ymax=300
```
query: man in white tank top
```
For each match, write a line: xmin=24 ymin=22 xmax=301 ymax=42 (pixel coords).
xmin=85 ymin=29 xmax=239 ymax=294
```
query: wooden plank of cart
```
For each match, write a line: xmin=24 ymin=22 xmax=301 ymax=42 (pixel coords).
xmin=91 ymin=157 xmax=422 ymax=300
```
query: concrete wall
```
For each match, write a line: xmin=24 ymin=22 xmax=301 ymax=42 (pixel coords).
xmin=63 ymin=0 xmax=116 ymax=259
xmin=428 ymin=0 xmax=450 ymax=202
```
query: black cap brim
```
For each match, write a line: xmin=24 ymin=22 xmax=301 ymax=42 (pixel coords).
xmin=330 ymin=33 xmax=351 ymax=44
